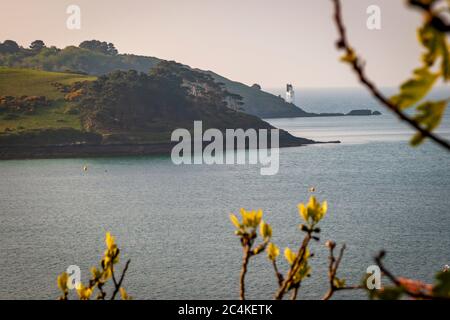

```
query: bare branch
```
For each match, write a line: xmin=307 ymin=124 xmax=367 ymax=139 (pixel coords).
xmin=331 ymin=0 xmax=450 ymax=151
xmin=374 ymin=251 xmax=450 ymax=300
xmin=409 ymin=0 xmax=450 ymax=32
xmin=271 ymin=260 xmax=284 ymax=288
xmin=239 ymin=244 xmax=251 ymax=300
xmin=323 ymin=242 xmax=364 ymax=300
xmin=291 ymin=285 xmax=300 ymax=300
xmin=274 ymin=232 xmax=312 ymax=300
xmin=111 ymin=259 xmax=131 ymax=300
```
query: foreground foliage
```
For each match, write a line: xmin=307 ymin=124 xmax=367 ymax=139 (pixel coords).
xmin=54 ymin=198 xmax=450 ymax=301
xmin=230 ymin=196 xmax=450 ymax=300
xmin=57 ymin=232 xmax=131 ymax=300
xmin=333 ymin=0 xmax=450 ymax=150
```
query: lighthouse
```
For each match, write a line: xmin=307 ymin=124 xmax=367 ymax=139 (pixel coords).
xmin=286 ymin=84 xmax=295 ymax=104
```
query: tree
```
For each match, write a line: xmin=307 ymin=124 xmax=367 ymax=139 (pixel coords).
xmin=30 ymin=40 xmax=46 ymax=52
xmin=79 ymin=40 xmax=118 ymax=56
xmin=0 ymin=40 xmax=20 ymax=54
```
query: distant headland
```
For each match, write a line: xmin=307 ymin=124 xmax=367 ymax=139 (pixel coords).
xmin=0 ymin=39 xmax=388 ymax=159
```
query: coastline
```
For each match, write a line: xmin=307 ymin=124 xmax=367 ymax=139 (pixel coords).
xmin=263 ymin=110 xmax=382 ymax=119
xmin=0 ymin=139 xmax=340 ymax=161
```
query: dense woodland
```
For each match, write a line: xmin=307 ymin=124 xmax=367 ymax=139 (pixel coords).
xmin=77 ymin=61 xmax=248 ymax=133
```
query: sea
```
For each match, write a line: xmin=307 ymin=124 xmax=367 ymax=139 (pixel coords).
xmin=0 ymin=87 xmax=449 ymax=299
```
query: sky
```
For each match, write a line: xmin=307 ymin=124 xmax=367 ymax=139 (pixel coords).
xmin=0 ymin=0 xmax=424 ymax=89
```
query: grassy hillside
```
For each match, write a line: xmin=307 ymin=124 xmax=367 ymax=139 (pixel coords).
xmin=0 ymin=44 xmax=310 ymax=118
xmin=0 ymin=67 xmax=95 ymax=132
xmin=0 ymin=67 xmax=95 ymax=98
xmin=0 ymin=66 xmax=313 ymax=149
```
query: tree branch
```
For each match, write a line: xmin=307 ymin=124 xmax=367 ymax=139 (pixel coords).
xmin=274 ymin=232 xmax=312 ymax=300
xmin=323 ymin=242 xmax=365 ymax=300
xmin=272 ymin=260 xmax=284 ymax=288
xmin=110 ymin=259 xmax=131 ymax=300
xmin=374 ymin=251 xmax=450 ymax=300
xmin=291 ymin=285 xmax=300 ymax=300
xmin=331 ymin=0 xmax=450 ymax=151
xmin=409 ymin=0 xmax=450 ymax=33
xmin=239 ymin=244 xmax=251 ymax=300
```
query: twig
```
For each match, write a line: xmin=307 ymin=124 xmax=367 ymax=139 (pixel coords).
xmin=323 ymin=243 xmax=337 ymax=300
xmin=331 ymin=0 xmax=450 ymax=151
xmin=409 ymin=0 xmax=450 ymax=33
xmin=291 ymin=285 xmax=300 ymax=300
xmin=274 ymin=232 xmax=312 ymax=300
xmin=111 ymin=269 xmax=119 ymax=288
xmin=323 ymin=242 xmax=364 ymax=300
xmin=272 ymin=260 xmax=284 ymax=287
xmin=96 ymin=283 xmax=106 ymax=300
xmin=110 ymin=259 xmax=131 ymax=300
xmin=239 ymin=244 xmax=251 ymax=300
xmin=374 ymin=251 xmax=450 ymax=300
xmin=237 ymin=234 xmax=269 ymax=300
xmin=334 ymin=285 xmax=366 ymax=292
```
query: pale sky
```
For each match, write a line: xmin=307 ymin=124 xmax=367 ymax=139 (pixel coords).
xmin=0 ymin=0 xmax=423 ymax=88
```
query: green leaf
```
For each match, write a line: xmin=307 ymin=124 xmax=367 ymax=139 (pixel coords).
xmin=410 ymin=133 xmax=425 ymax=147
xmin=418 ymin=22 xmax=450 ymax=81
xmin=391 ymin=67 xmax=439 ymax=109
xmin=410 ymin=100 xmax=447 ymax=146
xmin=439 ymin=39 xmax=450 ymax=81
xmin=419 ymin=23 xmax=441 ymax=66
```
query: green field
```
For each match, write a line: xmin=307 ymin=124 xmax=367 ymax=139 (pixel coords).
xmin=0 ymin=67 xmax=96 ymax=132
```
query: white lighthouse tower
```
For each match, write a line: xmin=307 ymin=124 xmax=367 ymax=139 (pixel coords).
xmin=286 ymin=84 xmax=295 ymax=104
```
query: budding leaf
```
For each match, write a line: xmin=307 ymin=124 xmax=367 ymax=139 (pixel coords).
xmin=284 ymin=247 xmax=296 ymax=265
xmin=259 ymin=220 xmax=272 ymax=239
xmin=410 ymin=100 xmax=447 ymax=146
xmin=230 ymin=214 xmax=241 ymax=229
xmin=419 ymin=22 xmax=450 ymax=81
xmin=267 ymin=242 xmax=280 ymax=261
xmin=390 ymin=67 xmax=439 ymax=109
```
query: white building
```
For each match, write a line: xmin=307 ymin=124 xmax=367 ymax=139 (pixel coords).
xmin=286 ymin=84 xmax=295 ymax=104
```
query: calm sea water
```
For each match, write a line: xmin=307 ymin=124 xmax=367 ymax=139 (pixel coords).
xmin=1 ymin=90 xmax=449 ymax=300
